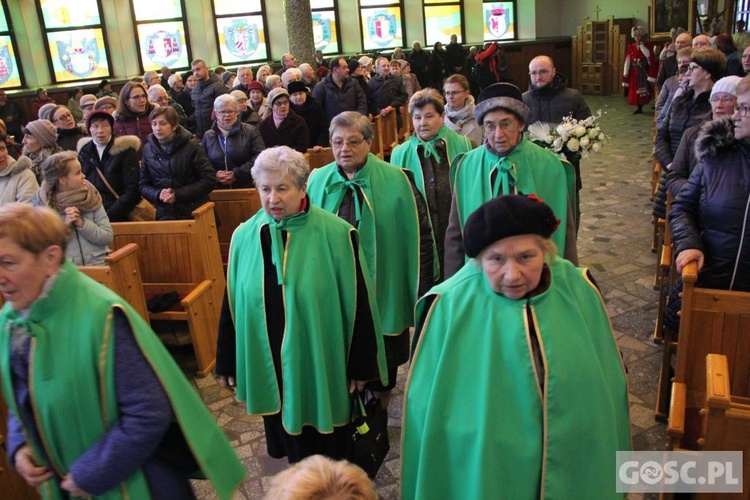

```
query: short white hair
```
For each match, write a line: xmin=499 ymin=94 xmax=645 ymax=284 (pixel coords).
xmin=167 ymin=74 xmax=182 ymax=87
xmin=147 ymin=84 xmax=167 ymax=101
xmin=282 ymin=68 xmax=302 ymax=87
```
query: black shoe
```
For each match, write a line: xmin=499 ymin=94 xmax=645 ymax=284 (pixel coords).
xmin=633 ymin=107 xmax=643 ymax=115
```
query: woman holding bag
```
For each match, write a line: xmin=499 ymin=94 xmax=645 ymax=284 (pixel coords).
xmin=77 ymin=111 xmax=142 ymax=222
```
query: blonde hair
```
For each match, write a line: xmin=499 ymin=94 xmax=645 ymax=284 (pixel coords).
xmin=265 ymin=455 xmax=378 ymax=500
xmin=42 ymin=151 xmax=78 ymax=211
xmin=0 ymin=203 xmax=69 ymax=256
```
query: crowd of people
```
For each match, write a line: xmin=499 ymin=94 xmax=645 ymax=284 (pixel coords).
xmin=9 ymin=21 xmax=750 ymax=496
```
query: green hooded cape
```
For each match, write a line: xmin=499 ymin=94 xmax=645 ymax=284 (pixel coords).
xmin=452 ymin=137 xmax=576 ymax=257
xmin=228 ymin=205 xmax=387 ymax=434
xmin=0 ymin=261 xmax=246 ymax=500
xmin=307 ymin=153 xmax=421 ymax=334
xmin=402 ymin=259 xmax=630 ymax=499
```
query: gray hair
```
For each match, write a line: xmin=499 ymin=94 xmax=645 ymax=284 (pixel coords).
xmin=214 ymin=93 xmax=239 ymax=110
xmin=299 ymin=63 xmax=313 ymax=73
xmin=329 ymin=111 xmax=373 ymax=141
xmin=282 ymin=68 xmax=302 ymax=87
xmin=236 ymin=65 xmax=253 ymax=77
xmin=147 ymin=84 xmax=168 ymax=102
xmin=167 ymin=74 xmax=182 ymax=87
xmin=265 ymin=75 xmax=281 ymax=92
xmin=409 ymin=88 xmax=445 ymax=115
xmin=251 ymin=146 xmax=310 ymax=189
xmin=143 ymin=70 xmax=158 ymax=84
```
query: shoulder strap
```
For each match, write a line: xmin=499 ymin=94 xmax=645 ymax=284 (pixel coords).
xmin=94 ymin=165 xmax=120 ymax=199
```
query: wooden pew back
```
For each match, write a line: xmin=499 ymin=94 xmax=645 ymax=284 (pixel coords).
xmin=306 ymin=147 xmax=335 ymax=171
xmin=379 ymin=111 xmax=399 ymax=158
xmin=210 ymin=189 xmax=261 ymax=267
xmin=370 ymin=115 xmax=384 ymax=159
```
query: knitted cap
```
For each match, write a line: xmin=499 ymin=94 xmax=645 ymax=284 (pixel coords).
xmin=463 ymin=194 xmax=560 ymax=258
xmin=221 ymin=71 xmax=236 ymax=85
xmin=23 ymin=119 xmax=58 ymax=148
xmin=246 ymin=80 xmax=265 ymax=93
xmin=287 ymin=81 xmax=308 ymax=95
xmin=38 ymin=103 xmax=57 ymax=120
xmin=348 ymin=59 xmax=360 ymax=74
xmin=80 ymin=94 xmax=97 ymax=108
xmin=85 ymin=110 xmax=114 ymax=133
xmin=267 ymin=87 xmax=289 ymax=106
xmin=711 ymin=75 xmax=742 ymax=98
xmin=93 ymin=96 xmax=118 ymax=111
xmin=474 ymin=83 xmax=530 ymax=125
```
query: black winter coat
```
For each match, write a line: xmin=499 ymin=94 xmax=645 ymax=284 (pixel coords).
xmin=654 ymin=88 xmax=712 ymax=168
xmin=140 ymin=126 xmax=217 ymax=220
xmin=669 ymin=118 xmax=750 ymax=291
xmin=290 ymin=96 xmax=329 ymax=148
xmin=201 ymin=120 xmax=265 ymax=188
xmin=258 ymin=111 xmax=310 ymax=154
xmin=78 ymin=135 xmax=141 ymax=222
xmin=522 ymin=73 xmax=591 ymax=124
xmin=191 ymin=72 xmax=229 ymax=139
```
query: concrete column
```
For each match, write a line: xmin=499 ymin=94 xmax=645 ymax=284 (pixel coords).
xmin=284 ymin=0 xmax=315 ymax=65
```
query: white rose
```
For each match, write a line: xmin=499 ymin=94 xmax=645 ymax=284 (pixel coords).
xmin=545 ymin=134 xmax=554 ymax=143
xmin=556 ymin=124 xmax=565 ymax=136
xmin=591 ymin=142 xmax=602 ymax=152
xmin=579 ymin=136 xmax=590 ymax=148
xmin=567 ymin=138 xmax=580 ymax=152
xmin=588 ymin=128 xmax=599 ymax=139
xmin=553 ymin=138 xmax=564 ymax=151
xmin=573 ymin=125 xmax=587 ymax=137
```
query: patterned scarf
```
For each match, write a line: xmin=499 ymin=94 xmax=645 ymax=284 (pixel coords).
xmin=445 ymin=95 xmax=476 ymax=128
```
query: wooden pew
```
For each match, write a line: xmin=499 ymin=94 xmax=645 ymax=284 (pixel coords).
xmin=379 ymin=110 xmax=399 ymax=159
xmin=210 ymin=189 xmax=261 ymax=269
xmin=399 ymin=104 xmax=412 ymax=143
xmin=79 ymin=243 xmax=149 ymax=321
xmin=306 ymin=147 xmax=335 ymax=171
xmin=110 ymin=203 xmax=225 ymax=376
xmin=666 ymin=262 xmax=750 ymax=450
xmin=699 ymin=353 xmax=750 ymax=499
xmin=370 ymin=115 xmax=384 ymax=160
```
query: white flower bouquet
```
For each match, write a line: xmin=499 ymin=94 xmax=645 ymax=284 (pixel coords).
xmin=526 ymin=111 xmax=607 ymax=161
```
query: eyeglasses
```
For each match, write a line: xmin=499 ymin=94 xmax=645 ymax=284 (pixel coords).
xmin=331 ymin=137 xmax=366 ymax=149
xmin=444 ymin=90 xmax=467 ymax=96
xmin=483 ymin=120 xmax=518 ymax=133
xmin=53 ymin=112 xmax=73 ymax=121
xmin=128 ymin=94 xmax=147 ymax=101
xmin=529 ymin=69 xmax=552 ymax=76
xmin=686 ymin=64 xmax=703 ymax=73
xmin=272 ymin=100 xmax=289 ymax=107
xmin=710 ymin=95 xmax=736 ymax=104
xmin=216 ymin=110 xmax=237 ymax=115
xmin=734 ymin=105 xmax=750 ymax=117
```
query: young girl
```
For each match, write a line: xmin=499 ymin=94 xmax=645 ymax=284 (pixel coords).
xmin=36 ymin=150 xmax=112 ymax=265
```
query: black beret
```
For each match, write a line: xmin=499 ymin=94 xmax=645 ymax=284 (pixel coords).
xmin=463 ymin=194 xmax=560 ymax=258
xmin=287 ymin=80 xmax=308 ymax=95
xmin=474 ymin=82 xmax=530 ymax=125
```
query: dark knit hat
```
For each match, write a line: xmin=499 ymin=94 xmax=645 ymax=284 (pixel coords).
xmin=246 ymin=80 xmax=265 ymax=93
xmin=85 ymin=110 xmax=115 ymax=133
xmin=221 ymin=71 xmax=236 ymax=85
xmin=463 ymin=194 xmax=560 ymax=258
xmin=287 ymin=80 xmax=308 ymax=95
xmin=22 ymin=119 xmax=58 ymax=149
xmin=347 ymin=59 xmax=360 ymax=74
xmin=474 ymin=83 xmax=530 ymax=125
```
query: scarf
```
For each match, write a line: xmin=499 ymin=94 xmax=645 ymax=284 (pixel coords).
xmin=23 ymin=147 xmax=61 ymax=179
xmin=445 ymin=95 xmax=476 ymax=128
xmin=38 ymin=179 xmax=103 ymax=213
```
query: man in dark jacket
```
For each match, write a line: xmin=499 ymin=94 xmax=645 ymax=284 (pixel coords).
xmin=522 ymin=55 xmax=591 ymax=228
xmin=0 ymin=90 xmax=24 ymax=141
xmin=191 ymin=59 xmax=229 ymax=139
xmin=408 ymin=41 xmax=431 ymax=88
xmin=168 ymin=73 xmax=194 ymax=117
xmin=368 ymin=57 xmax=408 ymax=125
xmin=445 ymin=34 xmax=465 ymax=74
xmin=311 ymin=57 xmax=368 ymax=121
xmin=656 ymin=32 xmax=693 ymax=92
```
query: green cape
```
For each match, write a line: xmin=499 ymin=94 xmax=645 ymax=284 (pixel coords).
xmin=452 ymin=137 xmax=575 ymax=257
xmin=307 ymin=153 xmax=421 ymax=334
xmin=402 ymin=259 xmax=630 ymax=499
xmin=227 ymin=205 xmax=387 ymax=434
xmin=0 ymin=261 xmax=245 ymax=500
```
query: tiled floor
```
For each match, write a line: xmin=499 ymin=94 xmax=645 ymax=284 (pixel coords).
xmin=181 ymin=94 xmax=665 ymax=499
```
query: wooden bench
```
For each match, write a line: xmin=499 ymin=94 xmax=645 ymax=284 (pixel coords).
xmin=399 ymin=104 xmax=412 ymax=143
xmin=306 ymin=147 xmax=335 ymax=171
xmin=379 ymin=110 xmax=399 ymax=159
xmin=79 ymin=243 xmax=149 ymax=321
xmin=666 ymin=262 xmax=750 ymax=450
xmin=370 ymin=115 xmax=384 ymax=160
xmin=110 ymin=203 xmax=225 ymax=376
xmin=210 ymin=189 xmax=261 ymax=269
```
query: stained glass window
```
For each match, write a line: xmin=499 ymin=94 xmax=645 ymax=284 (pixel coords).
xmin=131 ymin=0 xmax=191 ymax=72
xmin=359 ymin=5 xmax=404 ymax=51
xmin=37 ymin=0 xmax=111 ymax=83
xmin=423 ymin=2 xmax=464 ymax=47
xmin=211 ymin=0 xmax=269 ymax=64
xmin=311 ymin=0 xmax=340 ymax=55
xmin=0 ymin=2 xmax=23 ymax=89
xmin=482 ymin=1 xmax=517 ymax=42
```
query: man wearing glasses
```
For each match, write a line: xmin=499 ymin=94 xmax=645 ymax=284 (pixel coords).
xmin=443 ymin=83 xmax=578 ymax=278
xmin=523 ymin=55 xmax=591 ymax=229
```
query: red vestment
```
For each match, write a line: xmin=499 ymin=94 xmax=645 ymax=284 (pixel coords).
xmin=623 ymin=42 xmax=658 ymax=106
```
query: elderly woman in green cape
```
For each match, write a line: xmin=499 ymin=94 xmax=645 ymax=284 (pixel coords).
xmin=402 ymin=194 xmax=630 ymax=499
xmin=216 ymin=146 xmax=387 ymax=463
xmin=0 ymin=203 xmax=245 ymax=499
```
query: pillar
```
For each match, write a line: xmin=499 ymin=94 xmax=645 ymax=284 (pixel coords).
xmin=284 ymin=0 xmax=316 ymax=65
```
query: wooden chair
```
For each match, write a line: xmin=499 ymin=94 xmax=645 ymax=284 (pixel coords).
xmin=666 ymin=262 xmax=750 ymax=450
xmin=699 ymin=353 xmax=750 ymax=499
xmin=210 ymin=189 xmax=261 ymax=269
xmin=306 ymin=147 xmax=335 ymax=170
xmin=79 ymin=243 xmax=149 ymax=321
xmin=399 ymin=104 xmax=412 ymax=143
xmin=379 ymin=110 xmax=399 ymax=158
xmin=110 ymin=203 xmax=225 ymax=376
xmin=370 ymin=115 xmax=384 ymax=160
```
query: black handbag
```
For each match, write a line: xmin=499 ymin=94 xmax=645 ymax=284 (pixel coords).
xmin=346 ymin=391 xmax=390 ymax=479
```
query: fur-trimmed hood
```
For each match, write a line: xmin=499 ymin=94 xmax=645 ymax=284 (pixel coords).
xmin=695 ymin=117 xmax=735 ymax=161
xmin=77 ymin=135 xmax=141 ymax=155
xmin=0 ymin=155 xmax=32 ymax=178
